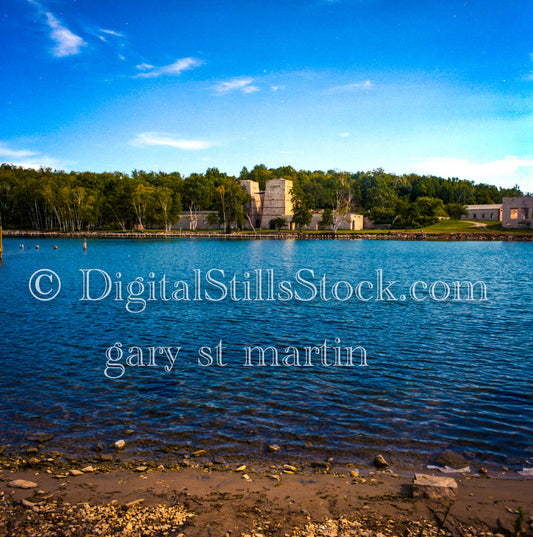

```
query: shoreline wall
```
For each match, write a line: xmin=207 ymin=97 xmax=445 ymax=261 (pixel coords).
xmin=3 ymin=230 xmax=533 ymax=241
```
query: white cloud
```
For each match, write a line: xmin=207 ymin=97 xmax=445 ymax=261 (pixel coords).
xmin=0 ymin=142 xmax=64 ymax=169
xmin=134 ymin=58 xmax=202 ymax=79
xmin=328 ymin=80 xmax=373 ymax=92
xmin=0 ymin=143 xmax=37 ymax=159
xmin=339 ymin=132 xmax=350 ymax=137
xmin=45 ymin=12 xmax=86 ymax=57
xmin=414 ymin=156 xmax=533 ymax=190
xmin=131 ymin=132 xmax=213 ymax=151
xmin=213 ymin=77 xmax=260 ymax=94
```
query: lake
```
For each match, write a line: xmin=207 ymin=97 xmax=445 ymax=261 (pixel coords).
xmin=0 ymin=237 xmax=531 ymax=469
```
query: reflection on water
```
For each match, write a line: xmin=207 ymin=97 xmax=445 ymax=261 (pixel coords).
xmin=0 ymin=238 xmax=532 ymax=467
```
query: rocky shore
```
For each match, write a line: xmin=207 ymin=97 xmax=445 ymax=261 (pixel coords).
xmin=3 ymin=230 xmax=533 ymax=241
xmin=1 ymin=445 xmax=532 ymax=537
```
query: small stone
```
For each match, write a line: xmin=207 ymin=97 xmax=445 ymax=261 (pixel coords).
xmin=8 ymin=479 xmax=38 ymax=489
xmin=412 ymin=473 xmax=458 ymax=500
xmin=26 ymin=447 xmax=39 ymax=455
xmin=100 ymin=454 xmax=113 ymax=462
xmin=28 ymin=458 xmax=41 ymax=466
xmin=126 ymin=429 xmax=135 ymax=435
xmin=27 ymin=433 xmax=54 ymax=443
xmin=350 ymin=470 xmax=359 ymax=478
xmin=70 ymin=469 xmax=84 ymax=476
xmin=214 ymin=457 xmax=226 ymax=464
xmin=268 ymin=444 xmax=281 ymax=453
xmin=479 ymin=467 xmax=488 ymax=474
xmin=81 ymin=466 xmax=95 ymax=473
xmin=311 ymin=461 xmax=330 ymax=470
xmin=193 ymin=449 xmax=207 ymax=457
xmin=243 ymin=473 xmax=252 ymax=481
xmin=435 ymin=450 xmax=468 ymax=470
xmin=283 ymin=464 xmax=297 ymax=472
xmin=114 ymin=439 xmax=126 ymax=450
xmin=236 ymin=465 xmax=247 ymax=472
xmin=157 ymin=465 xmax=165 ymax=471
xmin=22 ymin=499 xmax=39 ymax=512
xmin=373 ymin=455 xmax=389 ymax=470
xmin=135 ymin=466 xmax=148 ymax=472
xmin=126 ymin=498 xmax=145 ymax=507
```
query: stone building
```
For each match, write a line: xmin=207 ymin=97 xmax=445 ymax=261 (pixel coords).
xmin=461 ymin=204 xmax=502 ymax=221
xmin=502 ymin=196 xmax=533 ymax=229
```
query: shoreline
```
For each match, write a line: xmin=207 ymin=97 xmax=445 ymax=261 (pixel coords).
xmin=3 ymin=229 xmax=533 ymax=241
xmin=1 ymin=451 xmax=532 ymax=536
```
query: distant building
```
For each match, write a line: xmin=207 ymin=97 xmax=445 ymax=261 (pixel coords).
xmin=502 ymin=196 xmax=533 ymax=229
xmin=461 ymin=204 xmax=502 ymax=221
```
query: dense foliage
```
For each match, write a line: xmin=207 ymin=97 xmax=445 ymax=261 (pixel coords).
xmin=0 ymin=163 xmax=523 ymax=230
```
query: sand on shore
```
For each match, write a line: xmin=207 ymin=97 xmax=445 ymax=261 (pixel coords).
xmin=1 ymin=461 xmax=532 ymax=537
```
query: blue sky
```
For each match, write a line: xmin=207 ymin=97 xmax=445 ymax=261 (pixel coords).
xmin=1 ymin=0 xmax=532 ymax=190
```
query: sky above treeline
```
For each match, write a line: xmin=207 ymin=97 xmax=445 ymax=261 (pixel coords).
xmin=1 ymin=0 xmax=532 ymax=191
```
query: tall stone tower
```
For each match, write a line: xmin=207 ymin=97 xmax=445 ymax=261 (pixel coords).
xmin=240 ymin=180 xmax=264 ymax=229
xmin=260 ymin=178 xmax=293 ymax=229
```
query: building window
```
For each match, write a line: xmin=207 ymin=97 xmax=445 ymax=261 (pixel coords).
xmin=521 ymin=208 xmax=529 ymax=219
xmin=482 ymin=213 xmax=485 ymax=219
xmin=473 ymin=213 xmax=477 ymax=219
xmin=510 ymin=208 xmax=519 ymax=219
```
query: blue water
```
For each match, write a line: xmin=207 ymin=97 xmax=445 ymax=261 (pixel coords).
xmin=0 ymin=237 xmax=532 ymax=468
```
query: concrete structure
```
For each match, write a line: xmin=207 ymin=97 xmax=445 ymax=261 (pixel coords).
xmin=241 ymin=180 xmax=265 ymax=229
xmin=175 ymin=211 xmax=220 ymax=230
xmin=502 ymin=196 xmax=533 ymax=229
xmin=259 ymin=178 xmax=294 ymax=229
xmin=461 ymin=204 xmax=502 ymax=221
xmin=307 ymin=211 xmax=364 ymax=231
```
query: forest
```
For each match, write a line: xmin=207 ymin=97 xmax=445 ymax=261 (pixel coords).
xmin=0 ymin=163 xmax=524 ymax=231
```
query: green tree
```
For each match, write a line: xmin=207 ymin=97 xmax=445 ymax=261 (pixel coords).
xmin=270 ymin=216 xmax=288 ymax=230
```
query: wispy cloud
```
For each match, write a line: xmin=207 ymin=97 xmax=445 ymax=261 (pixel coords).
xmin=27 ymin=0 xmax=86 ymax=57
xmin=339 ymin=132 xmax=350 ymax=137
xmin=131 ymin=133 xmax=214 ymax=151
xmin=328 ymin=80 xmax=373 ymax=92
xmin=213 ymin=77 xmax=260 ymax=94
xmin=0 ymin=142 xmax=64 ymax=169
xmin=133 ymin=58 xmax=203 ymax=79
xmin=414 ymin=156 xmax=533 ymax=189
xmin=96 ymin=29 xmax=125 ymax=41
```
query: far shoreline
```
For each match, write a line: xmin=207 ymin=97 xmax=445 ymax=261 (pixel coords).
xmin=3 ymin=229 xmax=533 ymax=241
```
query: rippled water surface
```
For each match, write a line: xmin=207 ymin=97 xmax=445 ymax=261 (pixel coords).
xmin=0 ymin=238 xmax=532 ymax=467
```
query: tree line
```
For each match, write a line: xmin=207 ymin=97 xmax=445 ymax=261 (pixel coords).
xmin=0 ymin=163 xmax=524 ymax=231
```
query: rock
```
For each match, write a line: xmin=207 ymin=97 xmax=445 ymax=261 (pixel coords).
xmin=126 ymin=429 xmax=135 ymax=435
xmin=268 ymin=444 xmax=281 ymax=453
xmin=26 ymin=447 xmax=39 ymax=455
xmin=100 ymin=454 xmax=113 ymax=462
xmin=126 ymin=498 xmax=145 ymax=508
xmin=157 ymin=465 xmax=165 ymax=471
xmin=242 ymin=473 xmax=252 ymax=481
xmin=479 ymin=467 xmax=488 ymax=475
xmin=193 ymin=449 xmax=207 ymax=457
xmin=412 ymin=473 xmax=458 ymax=500
xmin=8 ymin=479 xmax=38 ymax=489
xmin=22 ymin=499 xmax=39 ymax=512
xmin=283 ymin=464 xmax=297 ymax=472
xmin=70 ymin=469 xmax=84 ymax=476
xmin=235 ymin=465 xmax=247 ymax=472
xmin=213 ymin=457 xmax=226 ymax=465
xmin=27 ymin=433 xmax=54 ymax=443
xmin=114 ymin=439 xmax=126 ymax=450
xmin=28 ymin=457 xmax=41 ymax=466
xmin=373 ymin=455 xmax=389 ymax=470
xmin=81 ymin=466 xmax=95 ymax=473
xmin=350 ymin=470 xmax=359 ymax=478
xmin=94 ymin=443 xmax=103 ymax=452
xmin=435 ymin=450 xmax=468 ymax=470
xmin=135 ymin=466 xmax=148 ymax=472
xmin=311 ymin=461 xmax=330 ymax=470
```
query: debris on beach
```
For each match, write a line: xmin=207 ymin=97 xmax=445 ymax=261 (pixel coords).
xmin=373 ymin=454 xmax=389 ymax=470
